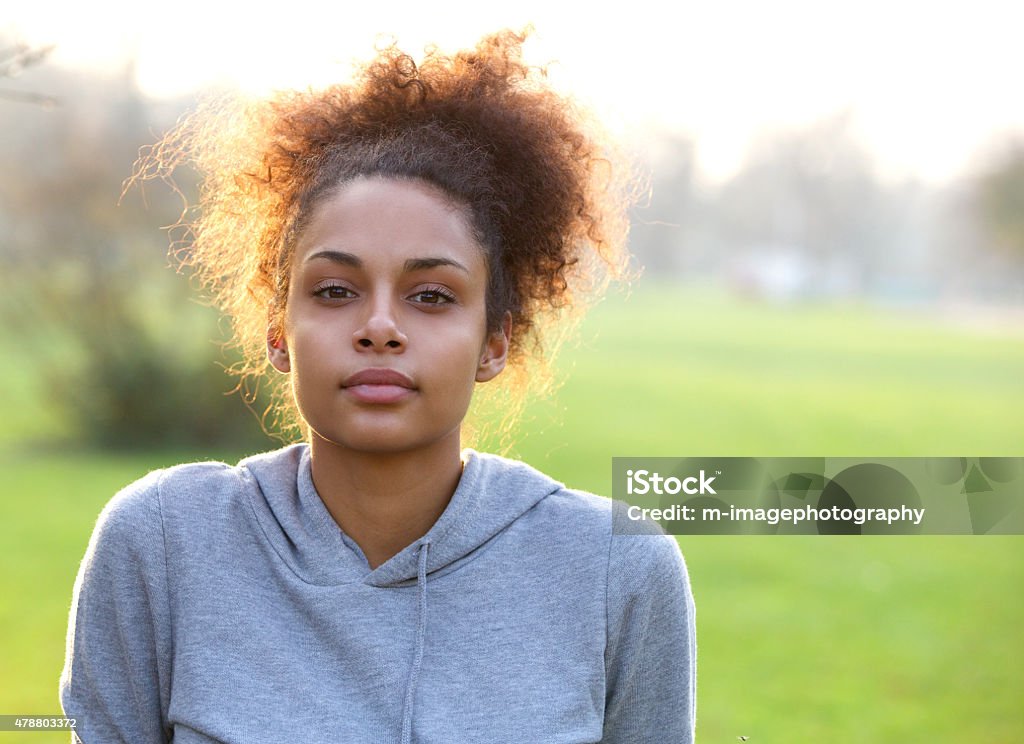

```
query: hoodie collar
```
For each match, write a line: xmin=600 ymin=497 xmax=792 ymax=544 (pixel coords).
xmin=242 ymin=444 xmax=560 ymax=587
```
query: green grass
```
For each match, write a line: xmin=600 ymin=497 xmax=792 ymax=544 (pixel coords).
xmin=2 ymin=284 xmax=1022 ymax=742
xmin=682 ymin=535 xmax=1024 ymax=742
xmin=491 ymin=286 xmax=1023 ymax=494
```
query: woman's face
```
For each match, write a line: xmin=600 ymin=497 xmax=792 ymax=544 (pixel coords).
xmin=269 ymin=177 xmax=509 ymax=456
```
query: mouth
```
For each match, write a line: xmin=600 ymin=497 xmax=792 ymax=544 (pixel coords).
xmin=341 ymin=368 xmax=416 ymax=404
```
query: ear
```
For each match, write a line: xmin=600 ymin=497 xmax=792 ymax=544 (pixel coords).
xmin=267 ymin=328 xmax=291 ymax=374
xmin=476 ymin=312 xmax=511 ymax=383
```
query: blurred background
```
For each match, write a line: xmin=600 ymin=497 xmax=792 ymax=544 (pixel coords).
xmin=1 ymin=1 xmax=1022 ymax=742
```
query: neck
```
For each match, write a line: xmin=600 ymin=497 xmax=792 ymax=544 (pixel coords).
xmin=308 ymin=432 xmax=464 ymax=570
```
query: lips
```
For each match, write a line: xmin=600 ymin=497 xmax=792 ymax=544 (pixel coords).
xmin=341 ymin=368 xmax=416 ymax=404
xmin=342 ymin=368 xmax=415 ymax=388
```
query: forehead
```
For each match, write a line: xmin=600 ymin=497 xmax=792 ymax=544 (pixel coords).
xmin=294 ymin=177 xmax=485 ymax=272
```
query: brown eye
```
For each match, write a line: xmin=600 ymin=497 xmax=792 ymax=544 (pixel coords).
xmin=409 ymin=287 xmax=456 ymax=305
xmin=313 ymin=284 xmax=356 ymax=300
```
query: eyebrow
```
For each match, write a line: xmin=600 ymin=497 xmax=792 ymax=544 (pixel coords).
xmin=305 ymin=250 xmax=470 ymax=275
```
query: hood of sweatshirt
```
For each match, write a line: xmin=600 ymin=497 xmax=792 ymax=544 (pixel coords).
xmin=241 ymin=443 xmax=561 ymax=588
xmin=242 ymin=444 xmax=572 ymax=743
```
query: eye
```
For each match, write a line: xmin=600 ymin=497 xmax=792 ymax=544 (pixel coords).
xmin=409 ymin=286 xmax=457 ymax=305
xmin=312 ymin=283 xmax=356 ymax=301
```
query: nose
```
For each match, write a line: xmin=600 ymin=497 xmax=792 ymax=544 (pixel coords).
xmin=353 ymin=294 xmax=408 ymax=351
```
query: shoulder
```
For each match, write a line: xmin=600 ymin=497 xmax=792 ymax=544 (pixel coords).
xmin=95 ymin=445 xmax=305 ymax=538
xmin=608 ymin=531 xmax=691 ymax=601
xmin=489 ymin=455 xmax=685 ymax=558
xmin=472 ymin=451 xmax=613 ymax=528
xmin=98 ymin=460 xmax=230 ymax=530
xmin=469 ymin=451 xmax=686 ymax=575
xmin=539 ymin=484 xmax=614 ymax=529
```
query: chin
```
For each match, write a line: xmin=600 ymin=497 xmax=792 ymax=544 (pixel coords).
xmin=309 ymin=425 xmax=458 ymax=457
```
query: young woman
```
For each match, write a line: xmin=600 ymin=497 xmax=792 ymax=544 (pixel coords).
xmin=59 ymin=30 xmax=696 ymax=744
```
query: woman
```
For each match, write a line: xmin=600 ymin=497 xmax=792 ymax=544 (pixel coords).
xmin=60 ymin=30 xmax=696 ymax=743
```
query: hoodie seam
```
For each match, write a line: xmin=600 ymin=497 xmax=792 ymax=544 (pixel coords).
xmin=153 ymin=469 xmax=175 ymax=740
xmin=604 ymin=511 xmax=614 ymax=718
xmin=239 ymin=465 xmax=361 ymax=588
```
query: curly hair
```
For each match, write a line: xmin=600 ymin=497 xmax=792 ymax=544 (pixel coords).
xmin=134 ymin=29 xmax=635 ymax=442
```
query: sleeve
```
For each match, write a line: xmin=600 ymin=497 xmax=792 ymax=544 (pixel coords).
xmin=602 ymin=532 xmax=697 ymax=743
xmin=59 ymin=470 xmax=174 ymax=744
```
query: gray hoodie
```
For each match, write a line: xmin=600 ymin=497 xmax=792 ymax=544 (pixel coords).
xmin=60 ymin=444 xmax=696 ymax=743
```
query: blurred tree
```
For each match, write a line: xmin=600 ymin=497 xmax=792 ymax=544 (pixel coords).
xmin=0 ymin=45 xmax=271 ymax=450
xmin=628 ymin=135 xmax=704 ymax=276
xmin=713 ymin=111 xmax=902 ymax=294
xmin=974 ymin=139 xmax=1024 ymax=265
xmin=0 ymin=40 xmax=57 ymax=105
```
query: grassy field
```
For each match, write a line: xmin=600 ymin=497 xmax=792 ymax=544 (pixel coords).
xmin=1 ymin=284 xmax=1022 ymax=742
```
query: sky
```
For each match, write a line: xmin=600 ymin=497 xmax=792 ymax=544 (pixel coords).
xmin=6 ymin=0 xmax=1024 ymax=185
